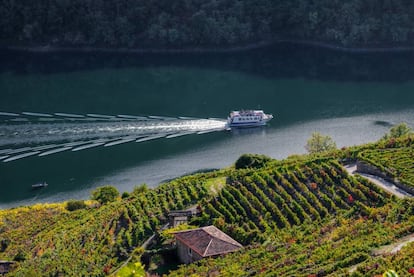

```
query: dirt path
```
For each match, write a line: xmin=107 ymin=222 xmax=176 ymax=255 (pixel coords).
xmin=344 ymin=163 xmax=413 ymax=199
xmin=348 ymin=231 xmax=414 ymax=274
xmin=372 ymin=233 xmax=414 ymax=256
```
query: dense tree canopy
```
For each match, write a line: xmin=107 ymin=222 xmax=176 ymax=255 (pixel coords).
xmin=1 ymin=0 xmax=414 ymax=49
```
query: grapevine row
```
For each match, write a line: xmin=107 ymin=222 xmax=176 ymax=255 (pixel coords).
xmin=202 ymin=160 xmax=390 ymax=243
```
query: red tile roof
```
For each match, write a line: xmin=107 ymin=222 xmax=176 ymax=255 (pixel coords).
xmin=173 ymin=226 xmax=242 ymax=257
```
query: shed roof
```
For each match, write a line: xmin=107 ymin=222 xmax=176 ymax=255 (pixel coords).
xmin=173 ymin=225 xmax=242 ymax=257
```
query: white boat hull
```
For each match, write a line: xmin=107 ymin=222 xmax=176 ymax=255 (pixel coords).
xmin=227 ymin=120 xmax=268 ymax=128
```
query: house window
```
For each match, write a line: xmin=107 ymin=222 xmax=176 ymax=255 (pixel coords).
xmin=188 ymin=247 xmax=192 ymax=257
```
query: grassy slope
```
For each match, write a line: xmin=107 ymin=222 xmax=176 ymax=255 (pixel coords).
xmin=0 ymin=136 xmax=413 ymax=276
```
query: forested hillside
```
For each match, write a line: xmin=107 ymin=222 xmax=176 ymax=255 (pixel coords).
xmin=1 ymin=0 xmax=414 ymax=49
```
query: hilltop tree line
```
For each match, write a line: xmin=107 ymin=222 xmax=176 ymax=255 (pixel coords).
xmin=1 ymin=0 xmax=414 ymax=49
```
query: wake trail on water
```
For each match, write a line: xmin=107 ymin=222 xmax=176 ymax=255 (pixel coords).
xmin=0 ymin=111 xmax=227 ymax=162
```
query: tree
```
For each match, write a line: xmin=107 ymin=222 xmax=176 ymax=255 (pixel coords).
xmin=305 ymin=132 xmax=337 ymax=154
xmin=382 ymin=122 xmax=412 ymax=140
xmin=91 ymin=185 xmax=119 ymax=205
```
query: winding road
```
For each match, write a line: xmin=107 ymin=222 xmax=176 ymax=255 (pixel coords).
xmin=344 ymin=163 xmax=413 ymax=199
xmin=344 ymin=163 xmax=414 ymax=274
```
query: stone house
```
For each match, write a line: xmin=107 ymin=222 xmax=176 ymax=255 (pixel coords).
xmin=173 ymin=225 xmax=242 ymax=264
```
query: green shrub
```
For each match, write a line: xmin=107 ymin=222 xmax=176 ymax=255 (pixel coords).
xmin=66 ymin=200 xmax=87 ymax=211
xmin=91 ymin=185 xmax=119 ymax=204
xmin=235 ymin=154 xmax=272 ymax=169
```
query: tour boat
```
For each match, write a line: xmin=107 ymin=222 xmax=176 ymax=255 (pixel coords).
xmin=227 ymin=110 xmax=273 ymax=128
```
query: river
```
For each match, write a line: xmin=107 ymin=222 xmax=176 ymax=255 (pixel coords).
xmin=0 ymin=43 xmax=414 ymax=208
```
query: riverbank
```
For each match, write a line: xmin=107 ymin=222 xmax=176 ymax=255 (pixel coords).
xmin=2 ymin=39 xmax=414 ymax=55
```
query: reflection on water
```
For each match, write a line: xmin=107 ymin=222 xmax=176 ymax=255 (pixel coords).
xmin=230 ymin=126 xmax=267 ymax=136
xmin=2 ymin=43 xmax=414 ymax=82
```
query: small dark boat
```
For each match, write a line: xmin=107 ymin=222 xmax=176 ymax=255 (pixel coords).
xmin=32 ymin=182 xmax=48 ymax=189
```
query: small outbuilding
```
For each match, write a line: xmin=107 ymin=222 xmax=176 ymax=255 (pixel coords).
xmin=173 ymin=225 xmax=242 ymax=264
xmin=168 ymin=207 xmax=200 ymax=227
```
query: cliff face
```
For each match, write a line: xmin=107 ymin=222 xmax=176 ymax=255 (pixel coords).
xmin=1 ymin=0 xmax=414 ymax=50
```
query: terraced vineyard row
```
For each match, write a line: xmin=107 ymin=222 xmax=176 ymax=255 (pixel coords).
xmin=170 ymin=198 xmax=414 ymax=277
xmin=0 ymin=175 xmax=211 ymax=276
xmin=358 ymin=146 xmax=414 ymax=188
xmin=202 ymin=160 xmax=391 ymax=244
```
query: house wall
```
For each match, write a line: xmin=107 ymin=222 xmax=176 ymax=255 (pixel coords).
xmin=176 ymin=241 xmax=203 ymax=264
xmin=170 ymin=216 xmax=188 ymax=227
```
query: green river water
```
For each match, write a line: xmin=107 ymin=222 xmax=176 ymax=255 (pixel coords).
xmin=0 ymin=43 xmax=413 ymax=208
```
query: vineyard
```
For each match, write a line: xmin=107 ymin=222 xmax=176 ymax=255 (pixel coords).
xmin=169 ymin=198 xmax=414 ymax=277
xmin=168 ymin=158 xmax=414 ymax=276
xmin=199 ymin=159 xmax=390 ymax=244
xmin=1 ymin=136 xmax=414 ymax=276
xmin=166 ymin=138 xmax=414 ymax=276
xmin=358 ymin=146 xmax=414 ymax=188
xmin=0 ymin=174 xmax=216 ymax=276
